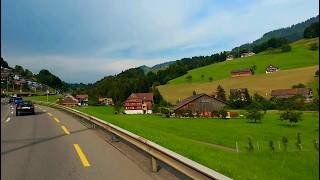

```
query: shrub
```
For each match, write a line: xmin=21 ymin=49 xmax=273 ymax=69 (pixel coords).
xmin=218 ymin=109 xmax=228 ymax=119
xmin=309 ymin=43 xmax=319 ymax=51
xmin=247 ymin=137 xmax=254 ymax=152
xmin=313 ymin=139 xmax=319 ymax=151
xmin=209 ymin=77 xmax=213 ymax=81
xmin=269 ymin=140 xmax=275 ymax=152
xmin=245 ymin=109 xmax=264 ymax=123
xmin=292 ymin=83 xmax=306 ymax=88
xmin=282 ymin=136 xmax=288 ymax=151
xmin=296 ymin=133 xmax=302 ymax=151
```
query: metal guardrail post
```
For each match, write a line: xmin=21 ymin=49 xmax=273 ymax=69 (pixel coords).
xmin=151 ymin=157 xmax=159 ymax=172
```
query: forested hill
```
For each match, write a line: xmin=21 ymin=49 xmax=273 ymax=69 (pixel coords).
xmin=232 ymin=15 xmax=319 ymax=56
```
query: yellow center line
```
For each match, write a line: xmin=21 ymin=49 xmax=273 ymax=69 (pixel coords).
xmin=61 ymin=125 xmax=70 ymax=135
xmin=48 ymin=112 xmax=53 ymax=116
xmin=73 ymin=144 xmax=91 ymax=167
xmin=53 ymin=117 xmax=60 ymax=123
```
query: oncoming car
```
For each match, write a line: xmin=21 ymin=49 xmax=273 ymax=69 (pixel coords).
xmin=16 ymin=100 xmax=35 ymax=116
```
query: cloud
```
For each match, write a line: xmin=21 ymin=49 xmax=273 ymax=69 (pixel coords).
xmin=2 ymin=0 xmax=319 ymax=83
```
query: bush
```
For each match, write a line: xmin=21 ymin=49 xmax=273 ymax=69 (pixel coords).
xmin=309 ymin=43 xmax=319 ymax=51
xmin=296 ymin=133 xmax=302 ymax=151
xmin=281 ymin=44 xmax=291 ymax=52
xmin=218 ymin=109 xmax=228 ymax=119
xmin=292 ymin=83 xmax=306 ymax=88
xmin=245 ymin=109 xmax=264 ymax=123
xmin=269 ymin=140 xmax=275 ymax=152
xmin=282 ymin=136 xmax=288 ymax=151
xmin=247 ymin=137 xmax=254 ymax=152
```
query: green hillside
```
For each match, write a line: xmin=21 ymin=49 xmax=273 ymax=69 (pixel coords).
xmin=169 ymin=38 xmax=319 ymax=85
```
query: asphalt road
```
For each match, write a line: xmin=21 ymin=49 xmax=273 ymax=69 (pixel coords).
xmin=1 ymin=99 xmax=174 ymax=180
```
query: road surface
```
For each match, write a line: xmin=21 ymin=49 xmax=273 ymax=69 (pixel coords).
xmin=1 ymin=99 xmax=176 ymax=180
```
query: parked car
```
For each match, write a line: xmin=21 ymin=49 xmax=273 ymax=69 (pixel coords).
xmin=16 ymin=100 xmax=35 ymax=116
xmin=14 ymin=97 xmax=23 ymax=105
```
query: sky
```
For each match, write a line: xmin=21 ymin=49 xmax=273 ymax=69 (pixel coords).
xmin=1 ymin=0 xmax=319 ymax=83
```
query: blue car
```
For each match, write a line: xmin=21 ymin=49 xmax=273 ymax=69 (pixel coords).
xmin=14 ymin=97 xmax=23 ymax=105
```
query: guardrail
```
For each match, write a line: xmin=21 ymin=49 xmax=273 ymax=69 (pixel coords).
xmin=34 ymin=101 xmax=232 ymax=180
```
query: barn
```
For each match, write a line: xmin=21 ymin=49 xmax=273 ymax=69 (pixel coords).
xmin=172 ymin=93 xmax=226 ymax=117
xmin=230 ymin=68 xmax=253 ymax=77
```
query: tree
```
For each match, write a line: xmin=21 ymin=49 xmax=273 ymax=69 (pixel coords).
xmin=23 ymin=69 xmax=33 ymax=79
xmin=315 ymin=70 xmax=319 ymax=77
xmin=201 ymin=74 xmax=205 ymax=79
xmin=192 ymin=90 xmax=197 ymax=95
xmin=245 ymin=109 xmax=264 ymax=123
xmin=1 ymin=57 xmax=10 ymax=68
xmin=209 ymin=77 xmax=213 ymax=81
xmin=279 ymin=110 xmax=303 ymax=126
xmin=14 ymin=65 xmax=24 ymax=75
xmin=303 ymin=22 xmax=319 ymax=38
xmin=216 ymin=85 xmax=226 ymax=101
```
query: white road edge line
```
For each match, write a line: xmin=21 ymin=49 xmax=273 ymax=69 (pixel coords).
xmin=5 ymin=117 xmax=11 ymax=123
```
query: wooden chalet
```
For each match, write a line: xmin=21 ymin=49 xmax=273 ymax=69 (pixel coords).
xmin=172 ymin=93 xmax=226 ymax=117
xmin=271 ymin=88 xmax=312 ymax=100
xmin=98 ymin=97 xmax=114 ymax=106
xmin=124 ymin=93 xmax=153 ymax=114
xmin=265 ymin=65 xmax=279 ymax=74
xmin=230 ymin=68 xmax=253 ymax=77
xmin=230 ymin=88 xmax=249 ymax=101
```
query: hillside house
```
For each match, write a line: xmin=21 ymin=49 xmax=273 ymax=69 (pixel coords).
xmin=265 ymin=65 xmax=280 ymax=74
xmin=124 ymin=93 xmax=153 ymax=114
xmin=1 ymin=68 xmax=12 ymax=81
xmin=76 ymin=94 xmax=88 ymax=106
xmin=230 ymin=88 xmax=249 ymax=101
xmin=226 ymin=55 xmax=234 ymax=61
xmin=172 ymin=93 xmax=226 ymax=117
xmin=231 ymin=68 xmax=253 ymax=77
xmin=240 ymin=52 xmax=255 ymax=58
xmin=271 ymin=88 xmax=312 ymax=100
xmin=62 ymin=95 xmax=79 ymax=106
xmin=98 ymin=97 xmax=114 ymax=106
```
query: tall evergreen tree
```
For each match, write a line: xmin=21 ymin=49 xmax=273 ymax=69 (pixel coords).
xmin=216 ymin=85 xmax=226 ymax=101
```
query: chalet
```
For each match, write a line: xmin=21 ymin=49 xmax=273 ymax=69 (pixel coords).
xmin=265 ymin=65 xmax=280 ymax=74
xmin=172 ymin=93 xmax=226 ymax=117
xmin=62 ymin=95 xmax=79 ymax=106
xmin=76 ymin=94 xmax=88 ymax=106
xmin=240 ymin=52 xmax=255 ymax=58
xmin=124 ymin=93 xmax=153 ymax=114
xmin=271 ymin=88 xmax=312 ymax=100
xmin=230 ymin=88 xmax=249 ymax=101
xmin=231 ymin=68 xmax=253 ymax=77
xmin=98 ymin=97 xmax=114 ymax=106
xmin=226 ymin=55 xmax=234 ymax=61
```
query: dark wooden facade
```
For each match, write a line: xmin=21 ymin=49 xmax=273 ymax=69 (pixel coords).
xmin=173 ymin=93 xmax=226 ymax=117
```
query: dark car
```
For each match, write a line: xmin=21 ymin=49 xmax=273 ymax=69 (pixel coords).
xmin=14 ymin=97 xmax=23 ymax=105
xmin=16 ymin=100 xmax=35 ymax=116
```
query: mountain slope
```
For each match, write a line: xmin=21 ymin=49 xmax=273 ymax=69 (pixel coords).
xmin=158 ymin=38 xmax=319 ymax=104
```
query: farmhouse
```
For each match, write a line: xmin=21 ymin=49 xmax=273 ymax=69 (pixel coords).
xmin=226 ymin=55 xmax=234 ymax=61
xmin=124 ymin=93 xmax=153 ymax=114
xmin=240 ymin=52 xmax=255 ymax=58
xmin=98 ymin=97 xmax=114 ymax=106
xmin=265 ymin=64 xmax=280 ymax=74
xmin=62 ymin=95 xmax=79 ymax=106
xmin=76 ymin=94 xmax=88 ymax=106
xmin=231 ymin=68 xmax=253 ymax=77
xmin=271 ymin=88 xmax=312 ymax=100
xmin=172 ymin=93 xmax=226 ymax=117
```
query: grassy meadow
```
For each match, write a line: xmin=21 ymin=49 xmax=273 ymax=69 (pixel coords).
xmin=24 ymin=95 xmax=62 ymax=103
xmin=168 ymin=38 xmax=319 ymax=85
xmin=159 ymin=66 xmax=319 ymax=104
xmin=73 ymin=106 xmax=319 ymax=180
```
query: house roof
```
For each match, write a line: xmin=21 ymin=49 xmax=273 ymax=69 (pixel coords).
xmin=271 ymin=88 xmax=311 ymax=97
xmin=76 ymin=94 xmax=88 ymax=99
xmin=172 ymin=93 xmax=225 ymax=111
xmin=63 ymin=95 xmax=79 ymax=103
xmin=231 ymin=68 xmax=252 ymax=74
xmin=230 ymin=88 xmax=248 ymax=94
xmin=128 ymin=93 xmax=153 ymax=101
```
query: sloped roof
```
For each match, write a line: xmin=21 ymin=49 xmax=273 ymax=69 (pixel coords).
xmin=173 ymin=93 xmax=225 ymax=111
xmin=230 ymin=68 xmax=252 ymax=74
xmin=271 ymin=88 xmax=311 ymax=97
xmin=128 ymin=93 xmax=153 ymax=101
xmin=76 ymin=94 xmax=88 ymax=99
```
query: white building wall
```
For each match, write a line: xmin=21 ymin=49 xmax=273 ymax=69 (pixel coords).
xmin=124 ymin=110 xmax=144 ymax=114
